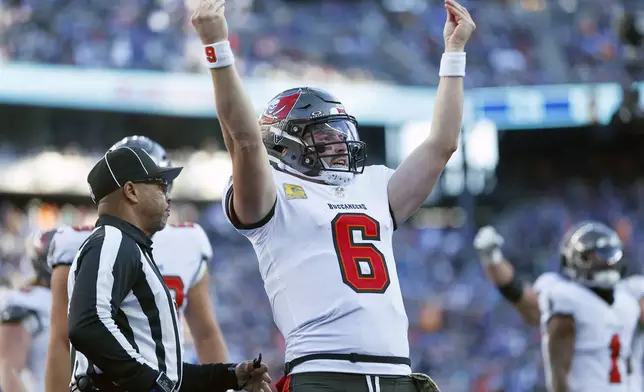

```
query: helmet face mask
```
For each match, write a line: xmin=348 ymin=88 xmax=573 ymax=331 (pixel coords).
xmin=301 ymin=119 xmax=366 ymax=174
xmin=560 ymin=221 xmax=624 ymax=288
xmin=260 ymin=88 xmax=367 ymax=186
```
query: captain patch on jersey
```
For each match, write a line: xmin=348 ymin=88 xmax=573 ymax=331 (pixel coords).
xmin=283 ymin=183 xmax=307 ymax=200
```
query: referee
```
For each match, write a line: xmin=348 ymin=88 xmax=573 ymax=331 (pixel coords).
xmin=67 ymin=146 xmax=271 ymax=392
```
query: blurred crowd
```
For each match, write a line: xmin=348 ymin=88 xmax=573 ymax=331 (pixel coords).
xmin=0 ymin=0 xmax=642 ymax=87
xmin=2 ymin=177 xmax=644 ymax=391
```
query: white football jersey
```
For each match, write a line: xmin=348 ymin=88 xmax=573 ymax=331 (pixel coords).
xmin=0 ymin=286 xmax=51 ymax=392
xmin=534 ymin=273 xmax=640 ymax=392
xmin=617 ymin=275 xmax=644 ymax=392
xmin=48 ymin=223 xmax=212 ymax=319
xmin=222 ymin=165 xmax=410 ymax=375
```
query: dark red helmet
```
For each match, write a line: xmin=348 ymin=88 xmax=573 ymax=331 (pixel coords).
xmin=259 ymin=87 xmax=367 ymax=185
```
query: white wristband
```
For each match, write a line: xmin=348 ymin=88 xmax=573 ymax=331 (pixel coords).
xmin=204 ymin=41 xmax=235 ymax=69
xmin=438 ymin=52 xmax=466 ymax=77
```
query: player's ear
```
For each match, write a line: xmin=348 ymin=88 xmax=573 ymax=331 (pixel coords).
xmin=122 ymin=182 xmax=139 ymax=204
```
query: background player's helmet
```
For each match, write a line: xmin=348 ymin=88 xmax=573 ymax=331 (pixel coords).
xmin=109 ymin=135 xmax=173 ymax=191
xmin=109 ymin=135 xmax=171 ymax=168
xmin=25 ymin=229 xmax=57 ymax=288
xmin=259 ymin=87 xmax=367 ymax=186
xmin=560 ymin=221 xmax=624 ymax=288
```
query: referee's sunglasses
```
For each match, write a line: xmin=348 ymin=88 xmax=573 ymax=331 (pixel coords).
xmin=131 ymin=177 xmax=172 ymax=194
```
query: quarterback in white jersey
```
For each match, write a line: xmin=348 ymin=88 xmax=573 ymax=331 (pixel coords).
xmin=192 ymin=0 xmax=476 ymax=390
xmin=44 ymin=136 xmax=229 ymax=392
xmin=474 ymin=222 xmax=643 ymax=392
xmin=0 ymin=229 xmax=56 ymax=392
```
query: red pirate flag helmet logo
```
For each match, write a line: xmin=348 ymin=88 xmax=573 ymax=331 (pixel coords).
xmin=259 ymin=90 xmax=301 ymax=125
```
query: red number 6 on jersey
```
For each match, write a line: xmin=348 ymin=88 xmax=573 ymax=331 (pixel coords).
xmin=331 ymin=213 xmax=390 ymax=294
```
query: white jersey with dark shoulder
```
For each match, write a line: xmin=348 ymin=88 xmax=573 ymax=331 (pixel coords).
xmin=617 ymin=275 xmax=644 ymax=392
xmin=222 ymin=165 xmax=410 ymax=376
xmin=47 ymin=223 xmax=211 ymax=316
xmin=0 ymin=285 xmax=51 ymax=392
xmin=535 ymin=273 xmax=639 ymax=392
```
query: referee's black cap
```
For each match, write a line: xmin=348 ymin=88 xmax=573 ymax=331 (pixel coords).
xmin=87 ymin=146 xmax=183 ymax=203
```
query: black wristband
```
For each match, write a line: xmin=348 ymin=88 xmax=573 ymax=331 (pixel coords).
xmin=498 ymin=277 xmax=524 ymax=303
xmin=181 ymin=363 xmax=238 ymax=392
xmin=209 ymin=363 xmax=239 ymax=392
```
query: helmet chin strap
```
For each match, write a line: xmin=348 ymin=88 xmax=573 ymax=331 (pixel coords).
xmin=319 ymin=170 xmax=355 ymax=186
xmin=318 ymin=159 xmax=355 ymax=186
xmin=274 ymin=158 xmax=355 ymax=186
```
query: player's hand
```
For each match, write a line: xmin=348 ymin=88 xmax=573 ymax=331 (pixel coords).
xmin=235 ymin=360 xmax=272 ymax=392
xmin=191 ymin=0 xmax=228 ymax=45
xmin=474 ymin=226 xmax=504 ymax=251
xmin=443 ymin=0 xmax=476 ymax=52
xmin=474 ymin=226 xmax=505 ymax=265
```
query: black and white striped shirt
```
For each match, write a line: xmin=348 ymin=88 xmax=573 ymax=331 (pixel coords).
xmin=67 ymin=215 xmax=183 ymax=391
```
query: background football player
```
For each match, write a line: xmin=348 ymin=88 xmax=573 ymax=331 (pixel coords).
xmin=191 ymin=0 xmax=475 ymax=390
xmin=44 ymin=136 xmax=228 ymax=392
xmin=0 ymin=229 xmax=56 ymax=392
xmin=474 ymin=222 xmax=643 ymax=392
xmin=615 ymin=273 xmax=644 ymax=392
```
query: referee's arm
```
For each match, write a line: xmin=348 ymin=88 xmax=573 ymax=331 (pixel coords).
xmin=68 ymin=237 xmax=159 ymax=391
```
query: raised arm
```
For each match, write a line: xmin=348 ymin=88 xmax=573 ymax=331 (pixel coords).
xmin=473 ymin=226 xmax=541 ymax=326
xmin=191 ymin=0 xmax=276 ymax=226
xmin=387 ymin=0 xmax=475 ymax=225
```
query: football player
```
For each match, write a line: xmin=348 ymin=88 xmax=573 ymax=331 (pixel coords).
xmin=473 ymin=222 xmax=643 ymax=392
xmin=44 ymin=136 xmax=229 ymax=392
xmin=0 ymin=229 xmax=56 ymax=392
xmin=190 ymin=0 xmax=475 ymax=390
